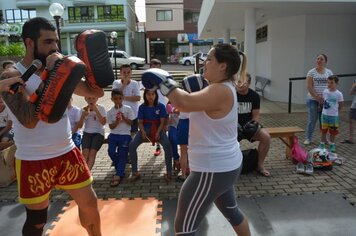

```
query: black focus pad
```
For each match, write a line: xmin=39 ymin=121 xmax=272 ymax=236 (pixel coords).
xmin=76 ymin=29 xmax=115 ymax=88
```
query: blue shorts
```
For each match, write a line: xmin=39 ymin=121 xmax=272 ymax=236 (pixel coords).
xmin=177 ymin=118 xmax=189 ymax=145
xmin=321 ymin=114 xmax=339 ymax=135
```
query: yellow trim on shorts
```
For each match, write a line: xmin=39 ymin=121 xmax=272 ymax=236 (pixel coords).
xmin=56 ymin=176 xmax=93 ymax=190
xmin=19 ymin=192 xmax=51 ymax=204
xmin=16 ymin=159 xmax=52 ymax=204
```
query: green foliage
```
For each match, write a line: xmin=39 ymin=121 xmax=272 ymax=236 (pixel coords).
xmin=0 ymin=42 xmax=25 ymax=56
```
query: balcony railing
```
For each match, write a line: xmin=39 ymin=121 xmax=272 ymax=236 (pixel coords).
xmin=16 ymin=0 xmax=50 ymax=8
xmin=67 ymin=16 xmax=126 ymax=24
xmin=72 ymin=0 xmax=105 ymax=5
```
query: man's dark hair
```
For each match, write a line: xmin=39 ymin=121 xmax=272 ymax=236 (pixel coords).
xmin=2 ymin=60 xmax=15 ymax=69
xmin=150 ymin=59 xmax=161 ymax=67
xmin=121 ymin=64 xmax=131 ymax=70
xmin=21 ymin=17 xmax=56 ymax=43
xmin=111 ymin=89 xmax=123 ymax=97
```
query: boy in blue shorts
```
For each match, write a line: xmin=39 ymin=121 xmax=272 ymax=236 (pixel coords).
xmin=320 ymin=75 xmax=343 ymax=152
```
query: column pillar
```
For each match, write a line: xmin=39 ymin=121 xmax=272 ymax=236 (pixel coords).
xmin=146 ymin=38 xmax=151 ymax=63
xmin=189 ymin=42 xmax=193 ymax=55
xmin=244 ymin=8 xmax=256 ymax=88
xmin=224 ymin=28 xmax=230 ymax=44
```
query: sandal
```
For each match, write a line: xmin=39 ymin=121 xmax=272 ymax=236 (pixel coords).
xmin=129 ymin=172 xmax=141 ymax=182
xmin=110 ymin=175 xmax=121 ymax=187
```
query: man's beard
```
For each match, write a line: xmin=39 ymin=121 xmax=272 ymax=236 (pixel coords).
xmin=33 ymin=42 xmax=56 ymax=68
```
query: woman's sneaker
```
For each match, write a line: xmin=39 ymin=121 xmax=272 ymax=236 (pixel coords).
xmin=303 ymin=140 xmax=311 ymax=145
xmin=319 ymin=142 xmax=325 ymax=149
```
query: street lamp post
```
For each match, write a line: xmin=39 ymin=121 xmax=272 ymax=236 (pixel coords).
xmin=111 ymin=31 xmax=118 ymax=80
xmin=49 ymin=3 xmax=64 ymax=52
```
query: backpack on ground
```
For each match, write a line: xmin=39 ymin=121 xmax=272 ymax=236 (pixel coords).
xmin=308 ymin=148 xmax=333 ymax=171
xmin=241 ymin=148 xmax=258 ymax=174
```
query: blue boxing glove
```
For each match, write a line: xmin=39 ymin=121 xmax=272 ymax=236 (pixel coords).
xmin=141 ymin=68 xmax=178 ymax=96
xmin=182 ymin=74 xmax=209 ymax=93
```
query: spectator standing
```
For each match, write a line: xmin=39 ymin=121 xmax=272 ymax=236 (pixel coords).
xmin=304 ymin=54 xmax=333 ymax=145
xmin=319 ymin=75 xmax=343 ymax=152
xmin=341 ymin=80 xmax=356 ymax=144
xmin=112 ymin=64 xmax=140 ymax=136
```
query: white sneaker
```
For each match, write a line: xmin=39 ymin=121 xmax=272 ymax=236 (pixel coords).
xmin=305 ymin=163 xmax=314 ymax=175
xmin=303 ymin=140 xmax=310 ymax=145
xmin=296 ymin=162 xmax=305 ymax=174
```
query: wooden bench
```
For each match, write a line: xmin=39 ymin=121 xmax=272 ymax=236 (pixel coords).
xmin=265 ymin=126 xmax=304 ymax=158
xmin=255 ymin=76 xmax=271 ymax=97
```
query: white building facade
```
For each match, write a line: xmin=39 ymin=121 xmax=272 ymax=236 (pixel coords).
xmin=1 ymin=0 xmax=137 ymax=55
xmin=198 ymin=0 xmax=356 ymax=104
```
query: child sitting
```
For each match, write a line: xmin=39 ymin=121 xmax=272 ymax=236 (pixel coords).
xmin=107 ymin=89 xmax=134 ymax=186
xmin=78 ymin=96 xmax=107 ymax=170
xmin=129 ymin=89 xmax=173 ymax=182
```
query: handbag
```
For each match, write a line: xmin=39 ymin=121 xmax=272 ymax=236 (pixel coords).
xmin=291 ymin=136 xmax=308 ymax=163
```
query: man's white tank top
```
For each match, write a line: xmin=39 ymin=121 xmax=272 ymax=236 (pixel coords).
xmin=7 ymin=63 xmax=74 ymax=160
xmin=188 ymin=81 xmax=242 ymax=172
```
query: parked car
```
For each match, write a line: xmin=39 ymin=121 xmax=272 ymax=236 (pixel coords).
xmin=179 ymin=52 xmax=208 ymax=66
xmin=108 ymin=50 xmax=146 ymax=69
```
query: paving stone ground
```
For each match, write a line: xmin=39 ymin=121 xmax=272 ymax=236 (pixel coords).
xmin=1 ymin=91 xmax=355 ymax=208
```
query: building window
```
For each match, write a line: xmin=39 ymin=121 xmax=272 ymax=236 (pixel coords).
xmin=256 ymin=25 xmax=268 ymax=43
xmin=184 ymin=11 xmax=199 ymax=23
xmin=68 ymin=6 xmax=94 ymax=23
xmin=97 ymin=5 xmax=125 ymax=22
xmin=5 ymin=9 xmax=36 ymax=23
xmin=156 ymin=10 xmax=172 ymax=21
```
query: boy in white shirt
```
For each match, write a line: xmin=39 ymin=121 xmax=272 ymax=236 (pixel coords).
xmin=106 ymin=89 xmax=134 ymax=186
xmin=320 ymin=75 xmax=344 ymax=152
xmin=112 ymin=64 xmax=140 ymax=136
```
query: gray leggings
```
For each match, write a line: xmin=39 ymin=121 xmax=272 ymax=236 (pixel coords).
xmin=174 ymin=167 xmax=244 ymax=235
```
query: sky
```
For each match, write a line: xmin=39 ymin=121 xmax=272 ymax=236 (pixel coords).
xmin=135 ymin=0 xmax=146 ymax=22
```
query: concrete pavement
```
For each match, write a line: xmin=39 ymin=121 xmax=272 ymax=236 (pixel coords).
xmin=1 ymin=86 xmax=356 ymax=235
